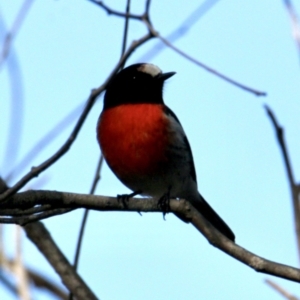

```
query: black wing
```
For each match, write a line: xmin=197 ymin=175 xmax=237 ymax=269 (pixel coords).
xmin=164 ymin=105 xmax=197 ymax=184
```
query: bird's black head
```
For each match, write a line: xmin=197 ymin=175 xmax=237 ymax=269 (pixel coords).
xmin=103 ymin=63 xmax=176 ymax=109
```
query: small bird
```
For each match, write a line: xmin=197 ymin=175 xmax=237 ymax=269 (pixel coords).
xmin=97 ymin=63 xmax=235 ymax=241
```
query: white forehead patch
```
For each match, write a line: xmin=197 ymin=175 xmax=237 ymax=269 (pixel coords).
xmin=137 ymin=64 xmax=162 ymax=77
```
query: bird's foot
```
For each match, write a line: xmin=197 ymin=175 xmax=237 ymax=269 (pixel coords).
xmin=117 ymin=190 xmax=141 ymax=208
xmin=157 ymin=189 xmax=171 ymax=220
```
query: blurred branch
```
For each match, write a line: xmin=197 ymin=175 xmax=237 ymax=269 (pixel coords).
xmin=24 ymin=222 xmax=98 ymax=300
xmin=5 ymin=102 xmax=84 ymax=183
xmin=0 ymin=11 xmax=25 ymax=177
xmin=0 ymin=31 xmax=153 ymax=203
xmin=14 ymin=226 xmax=31 ymax=300
xmin=265 ymin=105 xmax=300 ymax=263
xmin=0 ymin=190 xmax=299 ymax=283
xmin=0 ymin=0 xmax=34 ymax=69
xmin=0 ymin=193 xmax=67 ymax=300
xmin=283 ymin=0 xmax=300 ymax=60
xmin=0 ymin=256 xmax=68 ymax=299
xmin=28 ymin=268 xmax=68 ymax=300
xmin=266 ymin=279 xmax=299 ymax=300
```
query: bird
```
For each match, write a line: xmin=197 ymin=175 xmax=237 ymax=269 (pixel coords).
xmin=96 ymin=63 xmax=235 ymax=241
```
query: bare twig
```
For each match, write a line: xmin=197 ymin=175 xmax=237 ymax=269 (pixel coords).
xmin=13 ymin=226 xmax=31 ymax=300
xmin=283 ymin=0 xmax=300 ymax=60
xmin=6 ymin=102 xmax=84 ymax=183
xmin=2 ymin=190 xmax=300 ymax=283
xmin=70 ymin=155 xmax=104 ymax=300
xmin=265 ymin=105 xmax=300 ymax=262
xmin=266 ymin=279 xmax=299 ymax=300
xmin=28 ymin=268 xmax=68 ymax=300
xmin=24 ymin=222 xmax=98 ymax=300
xmin=0 ymin=11 xmax=25 ymax=179
xmin=145 ymin=0 xmax=151 ymax=15
xmin=144 ymin=20 xmax=267 ymax=97
xmin=120 ymin=0 xmax=131 ymax=59
xmin=88 ymin=0 xmax=142 ymax=20
xmin=138 ymin=0 xmax=220 ymax=61
xmin=0 ymin=256 xmax=68 ymax=299
xmin=0 ymin=32 xmax=153 ymax=203
xmin=0 ymin=0 xmax=34 ymax=69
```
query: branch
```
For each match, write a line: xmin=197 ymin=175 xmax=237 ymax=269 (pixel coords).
xmin=144 ymin=20 xmax=267 ymax=97
xmin=6 ymin=102 xmax=84 ymax=182
xmin=88 ymin=1 xmax=143 ymax=20
xmin=138 ymin=0 xmax=221 ymax=62
xmin=283 ymin=0 xmax=300 ymax=61
xmin=266 ymin=279 xmax=300 ymax=300
xmin=0 ymin=0 xmax=34 ymax=69
xmin=24 ymin=222 xmax=98 ymax=300
xmin=265 ymin=105 xmax=300 ymax=262
xmin=1 ymin=190 xmax=300 ymax=283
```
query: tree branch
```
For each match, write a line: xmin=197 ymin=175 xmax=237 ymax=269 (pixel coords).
xmin=1 ymin=190 xmax=299 ymax=283
xmin=265 ymin=279 xmax=299 ymax=300
xmin=143 ymin=20 xmax=267 ymax=97
xmin=265 ymin=105 xmax=300 ymax=263
xmin=88 ymin=0 xmax=142 ymax=20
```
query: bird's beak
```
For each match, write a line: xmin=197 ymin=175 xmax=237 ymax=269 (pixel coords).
xmin=157 ymin=72 xmax=176 ymax=81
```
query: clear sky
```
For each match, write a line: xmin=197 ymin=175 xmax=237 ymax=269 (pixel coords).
xmin=1 ymin=0 xmax=300 ymax=299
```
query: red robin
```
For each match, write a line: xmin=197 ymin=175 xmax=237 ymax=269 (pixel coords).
xmin=97 ymin=63 xmax=235 ymax=241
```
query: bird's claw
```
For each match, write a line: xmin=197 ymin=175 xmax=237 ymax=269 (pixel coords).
xmin=157 ymin=191 xmax=171 ymax=220
xmin=117 ymin=190 xmax=141 ymax=208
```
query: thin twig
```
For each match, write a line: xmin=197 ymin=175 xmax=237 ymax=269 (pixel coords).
xmin=0 ymin=32 xmax=153 ymax=203
xmin=0 ymin=204 xmax=52 ymax=216
xmin=138 ymin=0 xmax=220 ymax=61
xmin=120 ymin=0 xmax=131 ymax=59
xmin=0 ymin=11 xmax=25 ymax=180
xmin=0 ymin=0 xmax=34 ymax=69
xmin=0 ymin=208 xmax=75 ymax=225
xmin=14 ymin=226 xmax=31 ymax=300
xmin=70 ymin=155 xmax=104 ymax=300
xmin=265 ymin=105 xmax=300 ymax=263
xmin=6 ymin=102 xmax=84 ymax=183
xmin=145 ymin=0 xmax=151 ymax=15
xmin=88 ymin=0 xmax=142 ymax=20
xmin=266 ymin=279 xmax=299 ymax=300
xmin=283 ymin=0 xmax=300 ymax=60
xmin=144 ymin=20 xmax=267 ymax=97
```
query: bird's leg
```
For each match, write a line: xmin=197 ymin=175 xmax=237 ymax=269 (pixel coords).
xmin=157 ymin=187 xmax=171 ymax=220
xmin=117 ymin=190 xmax=141 ymax=208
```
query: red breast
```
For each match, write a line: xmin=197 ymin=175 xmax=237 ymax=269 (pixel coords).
xmin=97 ymin=103 xmax=170 ymax=183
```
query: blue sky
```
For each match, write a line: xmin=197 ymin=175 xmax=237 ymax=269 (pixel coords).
xmin=1 ymin=0 xmax=300 ymax=299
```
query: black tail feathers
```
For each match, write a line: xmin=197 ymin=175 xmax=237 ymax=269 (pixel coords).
xmin=192 ymin=194 xmax=235 ymax=242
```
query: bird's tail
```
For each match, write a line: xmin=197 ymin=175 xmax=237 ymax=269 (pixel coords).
xmin=191 ymin=194 xmax=235 ymax=242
